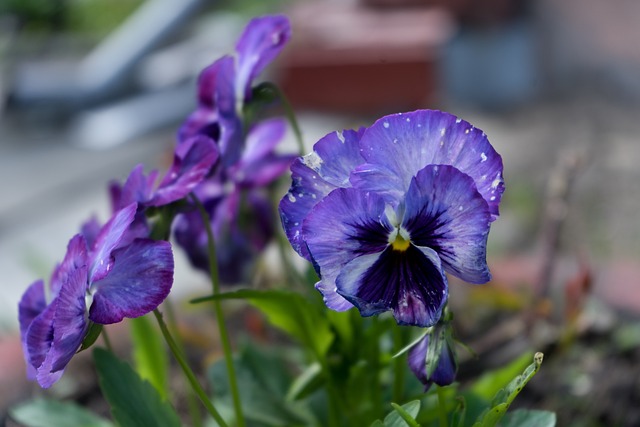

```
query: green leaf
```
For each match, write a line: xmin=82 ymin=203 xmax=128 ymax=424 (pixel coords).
xmin=9 ymin=398 xmax=113 ymax=427
xmin=130 ymin=315 xmax=169 ymax=399
xmin=498 ymin=409 xmax=556 ymax=427
xmin=382 ymin=400 xmax=421 ymax=427
xmin=94 ymin=348 xmax=181 ymax=427
xmin=208 ymin=345 xmax=312 ymax=426
xmin=79 ymin=322 xmax=103 ymax=352
xmin=473 ymin=352 xmax=544 ymax=427
xmin=469 ymin=351 xmax=532 ymax=400
xmin=193 ymin=289 xmax=333 ymax=357
xmin=286 ymin=362 xmax=324 ymax=401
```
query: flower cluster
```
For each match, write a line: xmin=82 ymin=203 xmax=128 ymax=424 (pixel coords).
xmin=18 ymin=15 xmax=294 ymax=388
xmin=172 ymin=15 xmax=295 ymax=283
xmin=280 ymin=109 xmax=504 ymax=328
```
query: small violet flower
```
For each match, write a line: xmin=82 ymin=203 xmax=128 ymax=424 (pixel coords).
xmin=18 ymin=203 xmax=174 ymax=388
xmin=174 ymin=118 xmax=294 ymax=283
xmin=407 ymin=328 xmax=458 ymax=390
xmin=179 ymin=14 xmax=291 ymax=166
xmin=172 ymin=15 xmax=295 ymax=282
xmin=279 ymin=109 xmax=504 ymax=327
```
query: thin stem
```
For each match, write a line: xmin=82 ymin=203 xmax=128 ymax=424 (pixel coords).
xmin=436 ymin=385 xmax=449 ymax=427
xmin=153 ymin=309 xmax=228 ymax=427
xmin=102 ymin=328 xmax=113 ymax=352
xmin=164 ymin=299 xmax=202 ymax=427
xmin=259 ymin=82 xmax=305 ymax=155
xmin=392 ymin=326 xmax=407 ymax=403
xmin=191 ymin=194 xmax=246 ymax=427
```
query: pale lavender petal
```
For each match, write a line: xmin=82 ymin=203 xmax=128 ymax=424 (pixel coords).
xmin=240 ymin=118 xmax=286 ymax=167
xmin=238 ymin=153 xmax=295 ymax=188
xmin=279 ymin=129 xmax=364 ymax=260
xmin=89 ymin=203 xmax=137 ymax=282
xmin=403 ymin=165 xmax=492 ymax=284
xmin=89 ymin=239 xmax=174 ymax=324
xmin=314 ymin=279 xmax=354 ymax=312
xmin=151 ymin=135 xmax=219 ymax=206
xmin=352 ymin=110 xmax=504 ymax=219
xmin=235 ymin=14 xmax=291 ymax=102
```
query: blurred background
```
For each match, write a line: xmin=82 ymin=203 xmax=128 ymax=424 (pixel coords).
xmin=2 ymin=0 xmax=640 ymax=425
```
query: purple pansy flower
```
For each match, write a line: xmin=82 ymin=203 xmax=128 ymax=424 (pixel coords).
xmin=18 ymin=203 xmax=174 ymax=388
xmin=279 ymin=109 xmax=504 ymax=327
xmin=174 ymin=118 xmax=294 ymax=283
xmin=179 ymin=14 xmax=291 ymax=165
xmin=408 ymin=331 xmax=457 ymax=390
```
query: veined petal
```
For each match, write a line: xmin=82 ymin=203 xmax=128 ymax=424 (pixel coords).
xmin=89 ymin=203 xmax=137 ymax=283
xmin=50 ymin=234 xmax=89 ymax=297
xmin=113 ymin=164 xmax=158 ymax=210
xmin=18 ymin=280 xmax=46 ymax=379
xmin=37 ymin=266 xmax=90 ymax=387
xmin=240 ymin=118 xmax=286 ymax=166
xmin=353 ymin=110 xmax=504 ymax=219
xmin=302 ymin=188 xmax=393 ymax=311
xmin=235 ymin=14 xmax=291 ymax=103
xmin=279 ymin=129 xmax=364 ymax=260
xmin=151 ymin=135 xmax=219 ymax=206
xmin=404 ymin=165 xmax=492 ymax=284
xmin=24 ymin=301 xmax=56 ymax=382
xmin=89 ymin=239 xmax=174 ymax=324
xmin=336 ymin=245 xmax=448 ymax=327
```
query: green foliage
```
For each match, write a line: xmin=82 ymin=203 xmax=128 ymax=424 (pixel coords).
xmin=371 ymin=400 xmax=421 ymax=427
xmin=469 ymin=352 xmax=533 ymax=401
xmin=498 ymin=409 xmax=556 ymax=427
xmin=472 ymin=353 xmax=545 ymax=427
xmin=208 ymin=343 xmax=313 ymax=426
xmin=193 ymin=289 xmax=334 ymax=358
xmin=93 ymin=348 xmax=181 ymax=427
xmin=9 ymin=398 xmax=113 ymax=427
xmin=79 ymin=322 xmax=103 ymax=352
xmin=130 ymin=314 xmax=169 ymax=400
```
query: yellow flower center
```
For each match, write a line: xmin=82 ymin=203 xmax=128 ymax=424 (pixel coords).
xmin=391 ymin=233 xmax=411 ymax=252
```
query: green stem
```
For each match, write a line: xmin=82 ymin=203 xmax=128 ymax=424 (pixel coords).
xmin=153 ymin=310 xmax=228 ymax=427
xmin=102 ymin=328 xmax=113 ymax=352
xmin=436 ymin=385 xmax=449 ymax=427
xmin=259 ymin=82 xmax=305 ymax=155
xmin=191 ymin=194 xmax=246 ymax=427
xmin=392 ymin=326 xmax=407 ymax=403
xmin=164 ymin=299 xmax=202 ymax=427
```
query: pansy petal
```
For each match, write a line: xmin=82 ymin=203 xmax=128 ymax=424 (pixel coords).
xmin=197 ymin=56 xmax=227 ymax=108
xmin=178 ymin=107 xmax=220 ymax=143
xmin=235 ymin=14 xmax=291 ymax=102
xmin=37 ymin=266 xmax=90 ymax=387
xmin=352 ymin=110 xmax=504 ymax=219
xmin=303 ymin=187 xmax=392 ymax=275
xmin=113 ymin=164 xmax=158 ymax=210
xmin=241 ymin=118 xmax=286 ymax=166
xmin=151 ymin=135 xmax=219 ymax=206
xmin=24 ymin=301 xmax=56 ymax=380
xmin=89 ymin=203 xmax=137 ymax=282
xmin=18 ymin=280 xmax=46 ymax=379
xmin=50 ymin=234 xmax=89 ymax=297
xmin=302 ymin=187 xmax=393 ymax=313
xmin=89 ymin=239 xmax=174 ymax=324
xmin=407 ymin=333 xmax=430 ymax=386
xmin=279 ymin=129 xmax=364 ymax=260
xmin=80 ymin=216 xmax=101 ymax=250
xmin=404 ymin=165 xmax=492 ymax=284
xmin=336 ymin=245 xmax=448 ymax=327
